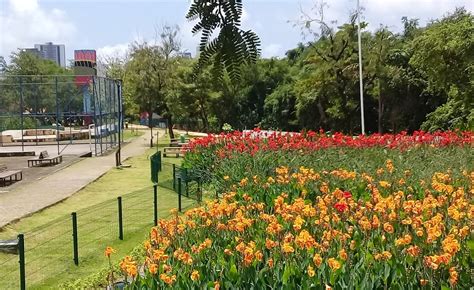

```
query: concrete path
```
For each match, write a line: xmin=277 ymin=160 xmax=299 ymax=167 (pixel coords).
xmin=0 ymin=129 xmax=160 ymax=228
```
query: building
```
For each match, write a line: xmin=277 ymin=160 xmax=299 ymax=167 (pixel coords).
xmin=179 ymin=52 xmax=192 ymax=59
xmin=0 ymin=56 xmax=6 ymax=73
xmin=21 ymin=48 xmax=41 ymax=58
xmin=74 ymin=50 xmax=97 ymax=114
xmin=34 ymin=42 xmax=66 ymax=67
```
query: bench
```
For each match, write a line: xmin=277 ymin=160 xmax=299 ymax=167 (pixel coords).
xmin=27 ymin=151 xmax=63 ymax=167
xmin=0 ymin=164 xmax=22 ymax=187
xmin=163 ymin=147 xmax=189 ymax=158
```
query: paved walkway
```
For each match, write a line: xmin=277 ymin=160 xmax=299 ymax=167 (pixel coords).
xmin=0 ymin=129 xmax=160 ymax=228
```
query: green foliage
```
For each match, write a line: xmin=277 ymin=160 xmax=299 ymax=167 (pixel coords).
xmin=411 ymin=9 xmax=474 ymax=131
xmin=186 ymin=0 xmax=261 ymax=81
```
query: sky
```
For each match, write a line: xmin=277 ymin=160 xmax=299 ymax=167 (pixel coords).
xmin=1 ymin=0 xmax=473 ymax=63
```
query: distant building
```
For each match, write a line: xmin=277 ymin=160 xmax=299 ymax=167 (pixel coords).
xmin=0 ymin=56 xmax=6 ymax=73
xmin=179 ymin=52 xmax=192 ymax=59
xmin=34 ymin=42 xmax=66 ymax=67
xmin=21 ymin=48 xmax=42 ymax=58
xmin=74 ymin=50 xmax=97 ymax=114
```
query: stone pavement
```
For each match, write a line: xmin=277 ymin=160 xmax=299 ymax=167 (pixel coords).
xmin=0 ymin=129 xmax=160 ymax=228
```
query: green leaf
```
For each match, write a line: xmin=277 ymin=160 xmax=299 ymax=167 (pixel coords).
xmin=282 ymin=263 xmax=292 ymax=285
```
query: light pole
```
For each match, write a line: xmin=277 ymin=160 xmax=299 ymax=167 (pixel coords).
xmin=357 ymin=0 xmax=366 ymax=135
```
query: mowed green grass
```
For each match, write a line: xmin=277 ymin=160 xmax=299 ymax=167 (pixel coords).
xmin=0 ymin=134 xmax=195 ymax=289
xmin=122 ymin=128 xmax=145 ymax=141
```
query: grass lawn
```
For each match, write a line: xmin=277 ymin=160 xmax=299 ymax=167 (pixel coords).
xmin=122 ymin=128 xmax=145 ymax=141
xmin=0 ymin=134 xmax=196 ymax=289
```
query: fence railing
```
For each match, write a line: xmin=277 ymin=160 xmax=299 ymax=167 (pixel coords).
xmin=0 ymin=168 xmax=197 ymax=288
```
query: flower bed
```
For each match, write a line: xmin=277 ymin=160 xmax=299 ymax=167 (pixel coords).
xmin=112 ymin=164 xmax=473 ymax=288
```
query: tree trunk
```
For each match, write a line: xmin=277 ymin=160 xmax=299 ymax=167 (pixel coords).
xmin=148 ymin=111 xmax=154 ymax=148
xmin=167 ymin=114 xmax=175 ymax=139
xmin=317 ymin=101 xmax=328 ymax=128
xmin=378 ymin=80 xmax=384 ymax=134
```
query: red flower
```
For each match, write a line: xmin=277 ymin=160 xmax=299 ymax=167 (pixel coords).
xmin=334 ymin=202 xmax=349 ymax=213
xmin=343 ymin=191 xmax=352 ymax=199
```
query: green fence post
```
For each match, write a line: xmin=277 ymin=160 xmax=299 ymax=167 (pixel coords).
xmin=118 ymin=197 xmax=123 ymax=240
xmin=153 ymin=185 xmax=158 ymax=226
xmin=172 ymin=164 xmax=176 ymax=190
xmin=158 ymin=151 xmax=162 ymax=172
xmin=18 ymin=234 xmax=25 ymax=290
xmin=71 ymin=212 xmax=79 ymax=265
xmin=178 ymin=177 xmax=182 ymax=212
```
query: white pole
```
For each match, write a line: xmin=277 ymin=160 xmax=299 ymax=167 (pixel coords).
xmin=357 ymin=0 xmax=366 ymax=135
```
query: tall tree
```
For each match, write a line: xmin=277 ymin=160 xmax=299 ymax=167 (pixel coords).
xmin=411 ymin=8 xmax=474 ymax=130
xmin=124 ymin=25 xmax=181 ymax=144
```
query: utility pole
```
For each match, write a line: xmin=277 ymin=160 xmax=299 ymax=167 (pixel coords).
xmin=357 ymin=0 xmax=366 ymax=135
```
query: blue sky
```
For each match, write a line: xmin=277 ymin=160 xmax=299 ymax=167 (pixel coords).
xmin=1 ymin=0 xmax=473 ymax=63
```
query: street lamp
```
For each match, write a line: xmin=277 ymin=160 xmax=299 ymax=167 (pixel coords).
xmin=357 ymin=0 xmax=366 ymax=135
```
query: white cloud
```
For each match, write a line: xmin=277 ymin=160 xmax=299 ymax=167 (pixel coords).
xmin=97 ymin=43 xmax=130 ymax=60
xmin=0 ymin=0 xmax=76 ymax=60
xmin=263 ymin=43 xmax=283 ymax=58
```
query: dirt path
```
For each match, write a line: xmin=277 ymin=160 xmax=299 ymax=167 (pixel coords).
xmin=0 ymin=130 xmax=161 ymax=228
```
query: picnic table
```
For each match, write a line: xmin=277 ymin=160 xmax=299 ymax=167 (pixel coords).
xmin=163 ymin=147 xmax=190 ymax=158
xmin=0 ymin=164 xmax=22 ymax=187
xmin=27 ymin=151 xmax=63 ymax=167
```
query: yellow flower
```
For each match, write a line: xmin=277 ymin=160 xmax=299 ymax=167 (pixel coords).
xmin=223 ymin=175 xmax=230 ymax=181
xmin=327 ymin=258 xmax=341 ymax=271
xmin=191 ymin=270 xmax=200 ymax=281
xmin=307 ymin=265 xmax=315 ymax=277
xmin=282 ymin=242 xmax=294 ymax=254
xmin=379 ymin=181 xmax=391 ymax=188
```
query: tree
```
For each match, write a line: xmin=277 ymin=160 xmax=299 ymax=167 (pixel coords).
xmin=172 ymin=59 xmax=216 ymax=132
xmin=186 ymin=0 xmax=261 ymax=81
xmin=124 ymin=25 xmax=181 ymax=145
xmin=411 ymin=9 xmax=474 ymax=130
xmin=366 ymin=27 xmax=397 ymax=133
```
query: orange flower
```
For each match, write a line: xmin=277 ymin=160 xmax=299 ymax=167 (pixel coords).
xmin=383 ymin=223 xmax=394 ymax=234
xmin=265 ymin=238 xmax=278 ymax=249
xmin=339 ymin=249 xmax=348 ymax=261
xmin=191 ymin=270 xmax=200 ymax=281
xmin=442 ymin=235 xmax=460 ymax=255
xmin=307 ymin=265 xmax=315 ymax=277
xmin=420 ymin=279 xmax=428 ymax=286
xmin=148 ymin=263 xmax=158 ymax=275
xmin=267 ymin=258 xmax=274 ymax=268
xmin=104 ymin=246 xmax=116 ymax=258
xmin=214 ymin=281 xmax=220 ymax=290
xmin=406 ymin=245 xmax=421 ymax=257
xmin=449 ymin=267 xmax=458 ymax=285
xmin=327 ymin=258 xmax=341 ymax=271
xmin=255 ymin=250 xmax=264 ymax=262
xmin=224 ymin=248 xmax=233 ymax=256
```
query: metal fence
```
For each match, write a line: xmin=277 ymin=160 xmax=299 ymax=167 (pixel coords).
xmin=0 ymin=75 xmax=123 ymax=156
xmin=0 ymin=181 xmax=197 ymax=289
